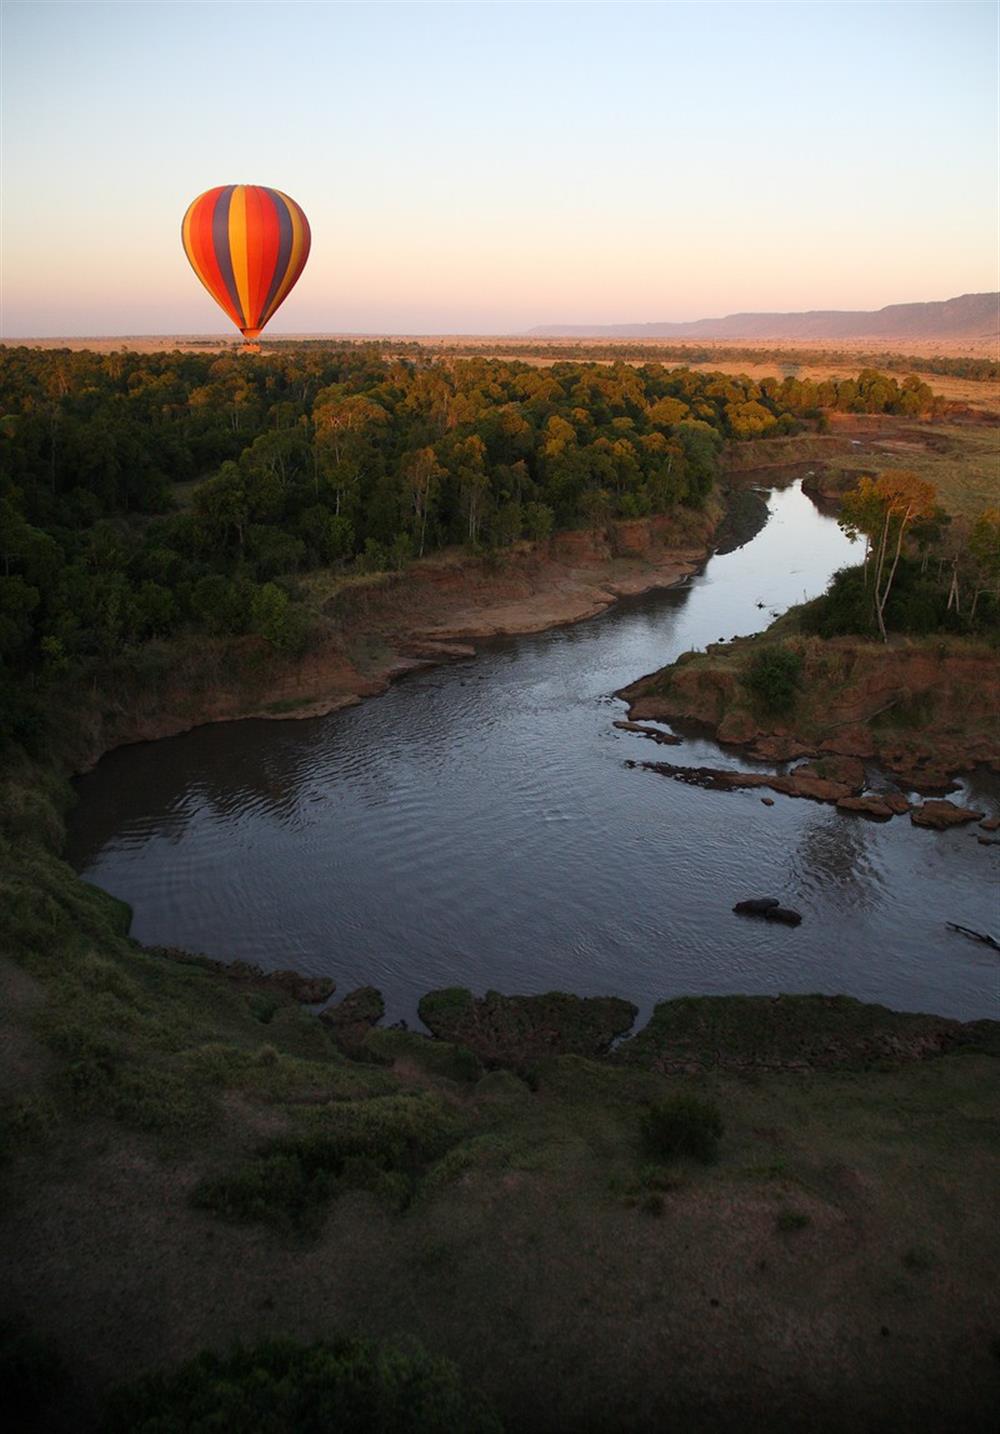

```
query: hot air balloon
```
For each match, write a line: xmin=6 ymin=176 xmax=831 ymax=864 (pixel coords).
xmin=181 ymin=185 xmax=311 ymax=349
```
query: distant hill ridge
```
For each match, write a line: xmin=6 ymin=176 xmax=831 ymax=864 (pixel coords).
xmin=527 ymin=292 xmax=998 ymax=341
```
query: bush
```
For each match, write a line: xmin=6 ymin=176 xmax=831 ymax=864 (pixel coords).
xmin=741 ymin=644 xmax=803 ymax=714
xmin=640 ymin=1094 xmax=723 ymax=1164
xmin=802 ymin=558 xmax=1000 ymax=639
xmin=775 ymin=1209 xmax=811 ymax=1233
xmin=193 ymin=1093 xmax=462 ymax=1231
xmin=102 ymin=1336 xmax=503 ymax=1434
xmin=800 ymin=565 xmax=873 ymax=637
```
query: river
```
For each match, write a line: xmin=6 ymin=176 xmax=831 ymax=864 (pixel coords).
xmin=66 ymin=481 xmax=999 ymax=1025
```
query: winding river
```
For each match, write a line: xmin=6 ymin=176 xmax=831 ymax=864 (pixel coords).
xmin=67 ymin=481 xmax=999 ymax=1025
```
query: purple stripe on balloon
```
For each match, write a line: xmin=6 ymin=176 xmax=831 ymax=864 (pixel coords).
xmin=259 ymin=189 xmax=294 ymax=324
xmin=212 ymin=185 xmax=243 ymax=326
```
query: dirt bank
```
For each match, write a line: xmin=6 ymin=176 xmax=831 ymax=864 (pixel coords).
xmin=73 ymin=506 xmax=720 ymax=769
xmin=619 ymin=631 xmax=1000 ymax=792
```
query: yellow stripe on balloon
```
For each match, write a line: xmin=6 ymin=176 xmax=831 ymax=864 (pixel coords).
xmin=260 ymin=191 xmax=307 ymax=327
xmin=228 ymin=185 xmax=252 ymax=330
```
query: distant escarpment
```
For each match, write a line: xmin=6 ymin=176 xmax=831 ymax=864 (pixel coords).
xmin=529 ymin=292 xmax=999 ymax=342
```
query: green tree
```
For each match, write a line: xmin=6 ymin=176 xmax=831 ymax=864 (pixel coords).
xmin=250 ymin=583 xmax=307 ymax=653
xmin=968 ymin=508 xmax=1000 ymax=619
xmin=840 ymin=471 xmax=939 ymax=641
xmin=524 ymin=502 xmax=554 ymax=542
xmin=403 ymin=446 xmax=443 ymax=557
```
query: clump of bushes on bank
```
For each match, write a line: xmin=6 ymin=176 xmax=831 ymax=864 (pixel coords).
xmin=102 ymin=1336 xmax=503 ymax=1434
xmin=741 ymin=644 xmax=803 ymax=714
xmin=802 ymin=560 xmax=1000 ymax=640
xmin=192 ymin=1091 xmax=463 ymax=1232
xmin=641 ymin=1093 xmax=724 ymax=1164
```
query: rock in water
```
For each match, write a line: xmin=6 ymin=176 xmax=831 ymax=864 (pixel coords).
xmin=764 ymin=907 xmax=803 ymax=926
xmin=910 ymin=800 xmax=985 ymax=830
xmin=733 ymin=898 xmax=780 ymax=915
xmin=836 ymin=795 xmax=895 ymax=821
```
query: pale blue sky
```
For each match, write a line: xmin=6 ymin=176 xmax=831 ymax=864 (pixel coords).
xmin=2 ymin=1 xmax=997 ymax=335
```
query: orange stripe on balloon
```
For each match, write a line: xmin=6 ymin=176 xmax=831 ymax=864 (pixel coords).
xmin=243 ymin=186 xmax=263 ymax=330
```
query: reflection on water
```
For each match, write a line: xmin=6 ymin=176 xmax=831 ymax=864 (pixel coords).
xmin=793 ymin=813 xmax=886 ymax=910
xmin=66 ymin=483 xmax=999 ymax=1024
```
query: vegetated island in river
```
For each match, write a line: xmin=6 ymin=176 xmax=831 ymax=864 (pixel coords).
xmin=619 ymin=620 xmax=1000 ymax=812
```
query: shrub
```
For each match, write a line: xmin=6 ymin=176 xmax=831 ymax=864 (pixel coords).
xmin=245 ymin=990 xmax=279 ymax=1024
xmin=775 ymin=1209 xmax=811 ymax=1233
xmin=193 ymin=1093 xmax=462 ymax=1231
xmin=102 ymin=1336 xmax=503 ymax=1434
xmin=802 ymin=557 xmax=1000 ymax=639
xmin=194 ymin=1150 xmax=333 ymax=1232
xmin=741 ymin=645 xmax=803 ymax=715
xmin=641 ymin=1094 xmax=723 ymax=1164
xmin=800 ymin=565 xmax=873 ymax=637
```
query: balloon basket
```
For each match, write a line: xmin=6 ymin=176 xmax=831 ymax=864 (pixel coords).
xmin=240 ymin=342 xmax=262 ymax=355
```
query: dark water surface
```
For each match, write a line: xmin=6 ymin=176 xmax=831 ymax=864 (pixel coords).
xmin=67 ymin=483 xmax=999 ymax=1024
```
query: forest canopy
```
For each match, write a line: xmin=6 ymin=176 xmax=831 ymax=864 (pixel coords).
xmin=0 ymin=345 xmax=945 ymax=716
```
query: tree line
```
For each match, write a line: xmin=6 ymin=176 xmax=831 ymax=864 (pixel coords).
xmin=369 ymin=341 xmax=998 ymax=384
xmin=0 ymin=346 xmax=953 ymax=735
xmin=805 ymin=471 xmax=1000 ymax=641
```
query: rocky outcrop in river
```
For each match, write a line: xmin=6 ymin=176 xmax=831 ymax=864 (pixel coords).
xmin=619 ymin=630 xmax=1000 ymax=797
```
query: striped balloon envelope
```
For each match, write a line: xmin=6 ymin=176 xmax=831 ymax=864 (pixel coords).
xmin=181 ymin=185 xmax=311 ymax=340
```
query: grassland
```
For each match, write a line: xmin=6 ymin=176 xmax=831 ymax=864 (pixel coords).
xmin=813 ymin=419 xmax=999 ymax=520
xmin=719 ymin=415 xmax=999 ymax=520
